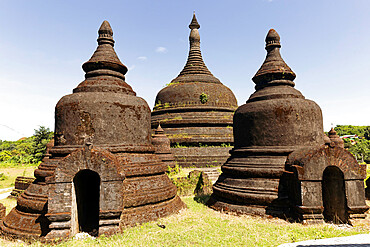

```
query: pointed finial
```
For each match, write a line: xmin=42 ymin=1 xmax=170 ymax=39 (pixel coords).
xmin=265 ymin=29 xmax=281 ymax=50
xmin=189 ymin=12 xmax=200 ymax=29
xmin=328 ymin=127 xmax=337 ymax=137
xmin=98 ymin=20 xmax=115 ymax=46
xmin=328 ymin=127 xmax=344 ymax=148
xmin=76 ymin=21 xmax=134 ymax=95
xmin=169 ymin=14 xmax=220 ymax=84
xmin=252 ymin=29 xmax=296 ymax=90
xmin=155 ymin=123 xmax=164 ymax=134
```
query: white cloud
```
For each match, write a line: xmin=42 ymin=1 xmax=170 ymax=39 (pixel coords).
xmin=128 ymin=65 xmax=136 ymax=71
xmin=155 ymin=47 xmax=168 ymax=53
xmin=137 ymin=56 xmax=147 ymax=61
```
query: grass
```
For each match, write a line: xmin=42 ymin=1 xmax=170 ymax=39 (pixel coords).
xmin=0 ymin=197 xmax=368 ymax=247
xmin=0 ymin=197 xmax=16 ymax=214
xmin=168 ymin=167 xmax=193 ymax=179
xmin=0 ymin=166 xmax=37 ymax=189
xmin=0 ymin=162 xmax=39 ymax=169
xmin=171 ymin=143 xmax=233 ymax=148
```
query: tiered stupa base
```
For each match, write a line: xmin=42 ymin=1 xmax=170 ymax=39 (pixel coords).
xmin=9 ymin=176 xmax=35 ymax=198
xmin=172 ymin=146 xmax=232 ymax=167
xmin=208 ymin=147 xmax=293 ymax=217
xmin=0 ymin=20 xmax=186 ymax=241
xmin=0 ymin=146 xmax=185 ymax=241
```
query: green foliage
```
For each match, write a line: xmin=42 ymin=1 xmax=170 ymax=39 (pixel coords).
xmin=0 ymin=126 xmax=53 ymax=166
xmin=172 ymin=171 xmax=203 ymax=196
xmin=348 ymin=139 xmax=370 ymax=163
xmin=334 ymin=125 xmax=370 ymax=163
xmin=199 ymin=143 xmax=208 ymax=147
xmin=0 ymin=138 xmax=34 ymax=164
xmin=3 ymin=197 xmax=366 ymax=247
xmin=171 ymin=142 xmax=233 ymax=148
xmin=199 ymin=93 xmax=208 ymax=104
xmin=334 ymin=125 xmax=369 ymax=139
xmin=167 ymin=163 xmax=180 ymax=176
xmin=31 ymin=126 xmax=54 ymax=163
xmin=365 ymin=127 xmax=370 ymax=140
xmin=0 ymin=173 xmax=7 ymax=181
xmin=164 ymin=81 xmax=180 ymax=87
xmin=172 ymin=142 xmax=188 ymax=148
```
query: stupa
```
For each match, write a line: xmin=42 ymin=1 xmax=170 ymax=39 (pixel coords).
xmin=208 ymin=29 xmax=325 ymax=217
xmin=0 ymin=204 xmax=5 ymax=220
xmin=284 ymin=138 xmax=368 ymax=223
xmin=0 ymin=21 xmax=184 ymax=241
xmin=328 ymin=127 xmax=344 ymax=148
xmin=152 ymin=124 xmax=176 ymax=168
xmin=151 ymin=13 xmax=238 ymax=167
xmin=208 ymin=29 xmax=368 ymax=224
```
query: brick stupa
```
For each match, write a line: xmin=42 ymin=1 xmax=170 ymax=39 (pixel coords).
xmin=0 ymin=21 xmax=185 ymax=241
xmin=152 ymin=124 xmax=176 ymax=168
xmin=208 ymin=29 xmax=325 ymax=217
xmin=151 ymin=13 xmax=238 ymax=167
xmin=208 ymin=29 xmax=368 ymax=224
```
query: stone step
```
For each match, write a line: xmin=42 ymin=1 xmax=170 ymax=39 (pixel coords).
xmin=197 ymin=167 xmax=221 ymax=183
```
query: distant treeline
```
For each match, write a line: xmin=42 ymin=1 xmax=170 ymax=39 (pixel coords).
xmin=0 ymin=125 xmax=369 ymax=166
xmin=0 ymin=126 xmax=53 ymax=166
xmin=334 ymin=125 xmax=370 ymax=163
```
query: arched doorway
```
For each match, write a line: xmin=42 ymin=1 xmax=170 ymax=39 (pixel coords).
xmin=322 ymin=166 xmax=348 ymax=224
xmin=73 ymin=169 xmax=100 ymax=236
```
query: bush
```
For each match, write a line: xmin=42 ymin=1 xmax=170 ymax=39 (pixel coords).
xmin=171 ymin=171 xmax=212 ymax=196
xmin=0 ymin=126 xmax=53 ymax=166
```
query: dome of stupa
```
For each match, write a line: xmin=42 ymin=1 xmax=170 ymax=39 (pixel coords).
xmin=151 ymin=13 xmax=237 ymax=167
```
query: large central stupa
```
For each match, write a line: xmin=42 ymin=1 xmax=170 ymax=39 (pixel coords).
xmin=151 ymin=14 xmax=238 ymax=167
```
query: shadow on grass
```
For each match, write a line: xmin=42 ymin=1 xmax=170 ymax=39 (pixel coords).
xmin=193 ymin=195 xmax=211 ymax=205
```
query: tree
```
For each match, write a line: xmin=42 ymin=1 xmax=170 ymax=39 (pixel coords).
xmin=364 ymin=127 xmax=370 ymax=140
xmin=0 ymin=126 xmax=53 ymax=165
xmin=334 ymin=125 xmax=368 ymax=137
xmin=31 ymin=126 xmax=53 ymax=163
xmin=334 ymin=125 xmax=370 ymax=164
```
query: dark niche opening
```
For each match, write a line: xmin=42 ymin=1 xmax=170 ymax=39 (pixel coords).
xmin=322 ymin=166 xmax=348 ymax=224
xmin=73 ymin=169 xmax=100 ymax=236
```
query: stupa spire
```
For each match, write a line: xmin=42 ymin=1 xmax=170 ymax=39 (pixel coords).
xmin=97 ymin=20 xmax=114 ymax=46
xmin=74 ymin=20 xmax=134 ymax=94
xmin=189 ymin=12 xmax=200 ymax=29
xmin=252 ymin=29 xmax=296 ymax=90
xmin=152 ymin=14 xmax=237 ymax=168
xmin=171 ymin=13 xmax=220 ymax=84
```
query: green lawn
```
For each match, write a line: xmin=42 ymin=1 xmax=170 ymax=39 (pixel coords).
xmin=0 ymin=196 xmax=367 ymax=247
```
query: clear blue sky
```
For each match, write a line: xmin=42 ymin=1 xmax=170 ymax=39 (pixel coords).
xmin=0 ymin=0 xmax=369 ymax=140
